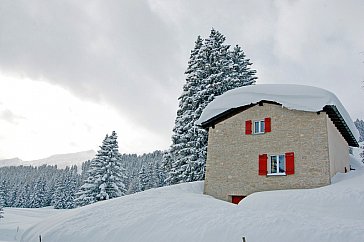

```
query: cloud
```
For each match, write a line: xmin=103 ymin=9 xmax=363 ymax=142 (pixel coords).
xmin=0 ymin=109 xmax=25 ymax=124
xmin=0 ymin=0 xmax=183 ymax=139
xmin=0 ymin=0 xmax=363 ymax=157
xmin=268 ymin=0 xmax=364 ymax=118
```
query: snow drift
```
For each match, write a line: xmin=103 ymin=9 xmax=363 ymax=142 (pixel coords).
xmin=18 ymin=155 xmax=364 ymax=242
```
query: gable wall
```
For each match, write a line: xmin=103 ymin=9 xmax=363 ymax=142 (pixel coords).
xmin=326 ymin=117 xmax=349 ymax=176
xmin=204 ymin=103 xmax=332 ymax=202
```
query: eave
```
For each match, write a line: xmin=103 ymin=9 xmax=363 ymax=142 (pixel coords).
xmin=323 ymin=105 xmax=359 ymax=147
xmin=198 ymin=101 xmax=359 ymax=147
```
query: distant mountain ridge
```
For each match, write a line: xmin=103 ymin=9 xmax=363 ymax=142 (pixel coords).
xmin=0 ymin=150 xmax=96 ymax=169
xmin=0 ymin=157 xmax=23 ymax=167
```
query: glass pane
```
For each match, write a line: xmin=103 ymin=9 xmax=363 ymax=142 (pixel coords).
xmin=279 ymin=155 xmax=285 ymax=173
xmin=254 ymin=121 xmax=259 ymax=133
xmin=260 ymin=121 xmax=265 ymax=133
xmin=271 ymin=156 xmax=277 ymax=173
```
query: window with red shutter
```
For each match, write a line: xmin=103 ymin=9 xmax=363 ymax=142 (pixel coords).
xmin=251 ymin=118 xmax=271 ymax=134
xmin=258 ymin=154 xmax=268 ymax=175
xmin=245 ymin=120 xmax=252 ymax=135
xmin=264 ymin=117 xmax=271 ymax=133
xmin=285 ymin=152 xmax=295 ymax=175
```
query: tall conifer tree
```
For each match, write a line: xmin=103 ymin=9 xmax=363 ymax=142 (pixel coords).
xmin=0 ymin=181 xmax=5 ymax=219
xmin=354 ymin=119 xmax=364 ymax=142
xmin=75 ymin=131 xmax=126 ymax=206
xmin=164 ymin=29 xmax=257 ymax=184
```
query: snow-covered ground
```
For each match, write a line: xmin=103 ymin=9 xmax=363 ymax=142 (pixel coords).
xmin=1 ymin=154 xmax=364 ymax=242
xmin=0 ymin=207 xmax=62 ymax=242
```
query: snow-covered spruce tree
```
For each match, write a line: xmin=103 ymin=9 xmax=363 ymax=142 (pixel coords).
xmin=163 ymin=35 xmax=206 ymax=185
xmin=63 ymin=166 xmax=79 ymax=208
xmin=97 ymin=131 xmax=126 ymax=200
xmin=74 ymin=168 xmax=97 ymax=207
xmin=53 ymin=175 xmax=66 ymax=209
xmin=229 ymin=44 xmax=257 ymax=89
xmin=138 ymin=164 xmax=149 ymax=192
xmin=75 ymin=131 xmax=126 ymax=206
xmin=164 ymin=29 xmax=257 ymax=184
xmin=28 ymin=177 xmax=46 ymax=208
xmin=154 ymin=162 xmax=166 ymax=188
xmin=126 ymin=175 xmax=139 ymax=195
xmin=80 ymin=160 xmax=91 ymax=183
xmin=14 ymin=183 xmax=30 ymax=208
xmin=0 ymin=182 xmax=5 ymax=219
xmin=0 ymin=197 xmax=4 ymax=219
xmin=354 ymin=119 xmax=364 ymax=142
xmin=54 ymin=166 xmax=79 ymax=209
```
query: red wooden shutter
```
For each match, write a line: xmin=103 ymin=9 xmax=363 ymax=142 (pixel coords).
xmin=265 ymin=117 xmax=271 ymax=133
xmin=285 ymin=152 xmax=295 ymax=175
xmin=258 ymin=154 xmax=268 ymax=175
xmin=245 ymin=120 xmax=252 ymax=135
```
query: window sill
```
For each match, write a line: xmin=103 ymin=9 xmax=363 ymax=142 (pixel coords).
xmin=267 ymin=173 xmax=286 ymax=176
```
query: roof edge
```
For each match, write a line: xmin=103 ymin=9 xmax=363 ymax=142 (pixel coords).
xmin=198 ymin=102 xmax=359 ymax=147
xmin=199 ymin=100 xmax=280 ymax=128
xmin=323 ymin=105 xmax=359 ymax=147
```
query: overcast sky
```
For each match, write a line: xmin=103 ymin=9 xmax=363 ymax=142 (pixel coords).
xmin=0 ymin=0 xmax=363 ymax=160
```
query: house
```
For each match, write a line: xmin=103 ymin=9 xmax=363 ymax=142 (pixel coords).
xmin=196 ymin=84 xmax=359 ymax=204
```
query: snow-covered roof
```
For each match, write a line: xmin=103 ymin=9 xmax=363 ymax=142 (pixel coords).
xmin=196 ymin=84 xmax=359 ymax=146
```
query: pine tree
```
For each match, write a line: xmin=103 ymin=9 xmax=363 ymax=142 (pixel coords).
xmin=75 ymin=131 xmax=126 ymax=206
xmin=138 ymin=164 xmax=149 ymax=192
xmin=155 ymin=162 xmax=166 ymax=187
xmin=64 ymin=165 xmax=79 ymax=208
xmin=164 ymin=29 xmax=257 ymax=184
xmin=126 ymin=175 xmax=140 ymax=195
xmin=97 ymin=131 xmax=126 ymax=200
xmin=229 ymin=44 xmax=257 ymax=88
xmin=53 ymin=175 xmax=66 ymax=209
xmin=0 ymin=165 xmax=81 ymax=208
xmin=53 ymin=166 xmax=78 ymax=209
xmin=163 ymin=35 xmax=207 ymax=185
xmin=14 ymin=183 xmax=30 ymax=208
xmin=354 ymin=119 xmax=364 ymax=142
xmin=0 ymin=199 xmax=4 ymax=219
xmin=0 ymin=181 xmax=5 ymax=219
xmin=29 ymin=177 xmax=46 ymax=208
xmin=74 ymin=172 xmax=97 ymax=207
xmin=80 ymin=160 xmax=91 ymax=183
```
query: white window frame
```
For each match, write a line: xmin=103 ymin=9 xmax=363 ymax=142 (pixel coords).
xmin=268 ymin=154 xmax=286 ymax=176
xmin=253 ymin=120 xmax=265 ymax=134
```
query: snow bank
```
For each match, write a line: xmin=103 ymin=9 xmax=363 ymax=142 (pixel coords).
xmin=20 ymin=162 xmax=364 ymax=242
xmin=0 ymin=207 xmax=62 ymax=242
xmin=196 ymin=84 xmax=359 ymax=140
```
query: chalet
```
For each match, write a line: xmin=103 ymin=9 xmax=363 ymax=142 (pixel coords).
xmin=196 ymin=84 xmax=359 ymax=204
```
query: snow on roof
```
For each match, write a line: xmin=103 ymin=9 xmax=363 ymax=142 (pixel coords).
xmin=196 ymin=84 xmax=359 ymax=143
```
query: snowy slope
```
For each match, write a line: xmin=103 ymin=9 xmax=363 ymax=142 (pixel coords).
xmin=0 ymin=150 xmax=95 ymax=169
xmin=0 ymin=207 xmax=62 ymax=242
xmin=196 ymin=84 xmax=359 ymax=140
xmin=17 ymin=156 xmax=364 ymax=242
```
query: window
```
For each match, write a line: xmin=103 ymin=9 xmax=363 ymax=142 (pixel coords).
xmin=254 ymin=120 xmax=265 ymax=134
xmin=246 ymin=117 xmax=271 ymax=135
xmin=258 ymin=152 xmax=295 ymax=176
xmin=269 ymin=154 xmax=285 ymax=175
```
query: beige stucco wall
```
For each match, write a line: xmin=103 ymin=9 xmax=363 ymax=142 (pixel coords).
xmin=326 ymin=117 xmax=349 ymax=177
xmin=204 ymin=103 xmax=332 ymax=202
